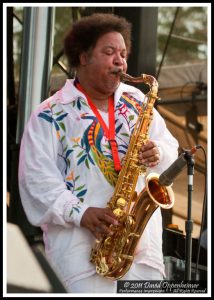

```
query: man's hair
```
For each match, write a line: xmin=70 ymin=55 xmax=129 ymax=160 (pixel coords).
xmin=64 ymin=13 xmax=132 ymax=69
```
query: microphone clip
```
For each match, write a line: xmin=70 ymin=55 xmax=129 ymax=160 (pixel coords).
xmin=182 ymin=145 xmax=200 ymax=174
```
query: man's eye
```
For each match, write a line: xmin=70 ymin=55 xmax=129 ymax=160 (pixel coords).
xmin=121 ymin=52 xmax=127 ymax=59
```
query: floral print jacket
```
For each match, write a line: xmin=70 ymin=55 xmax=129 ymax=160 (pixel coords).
xmin=19 ymin=79 xmax=178 ymax=287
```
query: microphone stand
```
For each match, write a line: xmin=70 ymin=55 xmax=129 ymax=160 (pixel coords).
xmin=184 ymin=150 xmax=195 ymax=280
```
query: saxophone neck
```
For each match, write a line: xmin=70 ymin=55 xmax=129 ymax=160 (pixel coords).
xmin=120 ymin=72 xmax=158 ymax=89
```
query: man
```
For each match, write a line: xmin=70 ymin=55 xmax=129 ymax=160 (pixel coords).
xmin=19 ymin=13 xmax=179 ymax=293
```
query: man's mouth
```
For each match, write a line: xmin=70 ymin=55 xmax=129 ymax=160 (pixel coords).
xmin=111 ymin=68 xmax=123 ymax=76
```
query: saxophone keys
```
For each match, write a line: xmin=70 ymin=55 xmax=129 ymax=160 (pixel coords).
xmin=113 ymin=207 xmax=125 ymax=218
xmin=96 ymin=257 xmax=109 ymax=275
xmin=147 ymin=102 xmax=154 ymax=109
xmin=104 ymin=236 xmax=112 ymax=248
xmin=116 ymin=197 xmax=126 ymax=207
xmin=113 ymin=197 xmax=127 ymax=217
xmin=121 ymin=254 xmax=134 ymax=261
xmin=128 ymin=232 xmax=140 ymax=238
xmin=127 ymin=215 xmax=135 ymax=225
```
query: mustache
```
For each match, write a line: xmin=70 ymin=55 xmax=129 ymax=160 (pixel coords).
xmin=111 ymin=68 xmax=124 ymax=75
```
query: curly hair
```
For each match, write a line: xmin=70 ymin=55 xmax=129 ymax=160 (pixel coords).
xmin=64 ymin=13 xmax=132 ymax=69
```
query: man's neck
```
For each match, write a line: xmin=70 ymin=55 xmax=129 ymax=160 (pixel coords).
xmin=76 ymin=76 xmax=112 ymax=112
xmin=90 ymin=98 xmax=109 ymax=112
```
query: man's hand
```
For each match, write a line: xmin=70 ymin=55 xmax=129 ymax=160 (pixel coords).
xmin=138 ymin=140 xmax=160 ymax=168
xmin=80 ymin=207 xmax=119 ymax=239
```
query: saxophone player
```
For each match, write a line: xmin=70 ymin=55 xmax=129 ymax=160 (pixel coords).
xmin=19 ymin=13 xmax=179 ymax=293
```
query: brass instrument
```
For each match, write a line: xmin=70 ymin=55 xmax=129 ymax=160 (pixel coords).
xmin=90 ymin=72 xmax=175 ymax=280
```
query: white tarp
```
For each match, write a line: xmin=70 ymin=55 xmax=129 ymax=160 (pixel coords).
xmin=158 ymin=61 xmax=207 ymax=89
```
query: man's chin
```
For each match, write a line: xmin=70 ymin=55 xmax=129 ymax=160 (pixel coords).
xmin=108 ymin=80 xmax=120 ymax=92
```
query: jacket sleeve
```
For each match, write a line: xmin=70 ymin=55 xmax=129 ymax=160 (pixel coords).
xmin=148 ymin=107 xmax=179 ymax=174
xmin=18 ymin=109 xmax=89 ymax=228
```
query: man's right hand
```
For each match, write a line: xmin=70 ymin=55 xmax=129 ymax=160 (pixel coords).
xmin=80 ymin=207 xmax=119 ymax=239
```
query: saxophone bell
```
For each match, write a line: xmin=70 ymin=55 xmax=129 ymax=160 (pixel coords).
xmin=145 ymin=172 xmax=174 ymax=208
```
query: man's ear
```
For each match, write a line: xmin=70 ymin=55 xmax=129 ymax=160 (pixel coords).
xmin=79 ymin=52 xmax=88 ymax=66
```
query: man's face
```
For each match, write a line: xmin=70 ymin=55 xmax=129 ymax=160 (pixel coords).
xmin=80 ymin=31 xmax=128 ymax=95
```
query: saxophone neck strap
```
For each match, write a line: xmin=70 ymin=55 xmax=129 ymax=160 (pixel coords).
xmin=75 ymin=80 xmax=121 ymax=172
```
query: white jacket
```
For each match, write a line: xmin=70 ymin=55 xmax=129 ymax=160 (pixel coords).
xmin=19 ymin=79 xmax=179 ymax=287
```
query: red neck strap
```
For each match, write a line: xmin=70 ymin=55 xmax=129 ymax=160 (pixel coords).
xmin=76 ymin=82 xmax=121 ymax=171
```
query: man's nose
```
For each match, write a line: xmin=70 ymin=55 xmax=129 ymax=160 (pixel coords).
xmin=113 ymin=53 xmax=125 ymax=66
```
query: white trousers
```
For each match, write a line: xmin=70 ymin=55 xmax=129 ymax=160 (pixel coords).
xmin=67 ymin=263 xmax=163 ymax=293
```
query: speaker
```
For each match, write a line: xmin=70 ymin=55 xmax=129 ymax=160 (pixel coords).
xmin=164 ymin=256 xmax=207 ymax=281
xmin=6 ymin=222 xmax=67 ymax=293
xmin=163 ymin=228 xmax=207 ymax=281
xmin=163 ymin=228 xmax=207 ymax=267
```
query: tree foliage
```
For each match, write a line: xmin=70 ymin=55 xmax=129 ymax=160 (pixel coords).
xmin=12 ymin=6 xmax=208 ymax=79
xmin=157 ymin=7 xmax=207 ymax=65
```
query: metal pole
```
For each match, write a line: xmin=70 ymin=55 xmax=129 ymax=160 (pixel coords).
xmin=184 ymin=151 xmax=195 ymax=280
xmin=9 ymin=7 xmax=55 ymax=240
xmin=16 ymin=7 xmax=55 ymax=144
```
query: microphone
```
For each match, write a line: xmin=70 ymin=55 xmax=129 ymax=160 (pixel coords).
xmin=159 ymin=145 xmax=200 ymax=186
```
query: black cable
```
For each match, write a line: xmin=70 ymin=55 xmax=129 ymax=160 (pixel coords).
xmin=13 ymin=11 xmax=23 ymax=25
xmin=180 ymin=80 xmax=207 ymax=102
xmin=180 ymin=81 xmax=197 ymax=102
xmin=193 ymin=144 xmax=207 ymax=279
xmin=156 ymin=7 xmax=180 ymax=79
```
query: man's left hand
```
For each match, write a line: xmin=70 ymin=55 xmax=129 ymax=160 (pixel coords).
xmin=138 ymin=140 xmax=160 ymax=167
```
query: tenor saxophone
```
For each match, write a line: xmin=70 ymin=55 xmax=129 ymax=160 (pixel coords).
xmin=90 ymin=72 xmax=175 ymax=280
